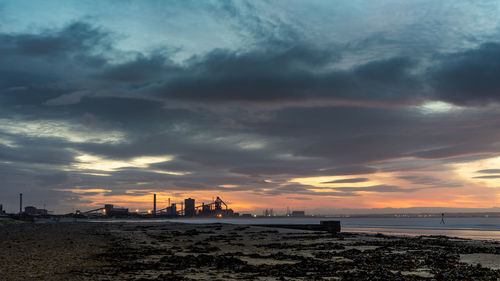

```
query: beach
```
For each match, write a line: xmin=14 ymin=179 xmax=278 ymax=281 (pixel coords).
xmin=1 ymin=221 xmax=500 ymax=280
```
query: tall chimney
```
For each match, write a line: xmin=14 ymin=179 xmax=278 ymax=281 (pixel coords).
xmin=19 ymin=193 xmax=23 ymax=214
xmin=153 ymin=194 xmax=156 ymax=215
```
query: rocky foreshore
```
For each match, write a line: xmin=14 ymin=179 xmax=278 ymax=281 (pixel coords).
xmin=1 ymin=221 xmax=500 ymax=280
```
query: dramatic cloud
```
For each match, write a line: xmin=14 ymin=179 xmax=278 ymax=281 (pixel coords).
xmin=477 ymin=169 xmax=500 ymax=174
xmin=432 ymin=43 xmax=500 ymax=105
xmin=474 ymin=175 xmax=500 ymax=179
xmin=323 ymin=178 xmax=369 ymax=184
xmin=1 ymin=0 xmax=500 ymax=213
xmin=157 ymin=49 xmax=421 ymax=103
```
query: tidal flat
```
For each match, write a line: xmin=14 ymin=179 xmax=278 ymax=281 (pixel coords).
xmin=1 ymin=222 xmax=500 ymax=280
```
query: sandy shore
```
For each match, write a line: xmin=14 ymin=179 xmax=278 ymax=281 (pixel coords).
xmin=0 ymin=222 xmax=108 ymax=281
xmin=1 ymin=221 xmax=500 ymax=280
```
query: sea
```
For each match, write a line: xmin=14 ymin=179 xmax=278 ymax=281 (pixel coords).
xmin=81 ymin=216 xmax=500 ymax=240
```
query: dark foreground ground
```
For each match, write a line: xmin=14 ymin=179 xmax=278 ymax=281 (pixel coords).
xmin=1 ymin=221 xmax=500 ymax=280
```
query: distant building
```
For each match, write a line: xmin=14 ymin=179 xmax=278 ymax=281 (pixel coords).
xmin=104 ymin=204 xmax=128 ymax=216
xmin=166 ymin=204 xmax=177 ymax=216
xmin=0 ymin=204 xmax=5 ymax=214
xmin=24 ymin=206 xmax=48 ymax=215
xmin=184 ymin=198 xmax=195 ymax=217
xmin=201 ymin=203 xmax=210 ymax=213
xmin=241 ymin=213 xmax=252 ymax=218
xmin=198 ymin=197 xmax=235 ymax=217
xmin=263 ymin=208 xmax=274 ymax=216
xmin=291 ymin=211 xmax=305 ymax=217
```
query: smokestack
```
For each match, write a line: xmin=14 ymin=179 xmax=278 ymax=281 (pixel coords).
xmin=19 ymin=193 xmax=22 ymax=214
xmin=168 ymin=197 xmax=170 ymax=206
xmin=153 ymin=194 xmax=156 ymax=215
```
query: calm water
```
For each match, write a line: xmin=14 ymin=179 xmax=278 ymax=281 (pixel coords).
xmin=79 ymin=216 xmax=500 ymax=240
xmin=165 ymin=217 xmax=500 ymax=240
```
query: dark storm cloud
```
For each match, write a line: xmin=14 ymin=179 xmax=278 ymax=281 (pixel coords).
xmin=399 ymin=175 xmax=443 ymax=185
xmin=0 ymin=23 xmax=109 ymax=96
xmin=473 ymin=175 xmax=500 ymax=179
xmin=248 ymin=106 xmax=420 ymax=138
xmin=108 ymin=40 xmax=500 ymax=107
xmin=35 ymin=173 xmax=72 ymax=186
xmin=247 ymin=103 xmax=500 ymax=165
xmin=0 ymin=22 xmax=111 ymax=113
xmin=333 ymin=185 xmax=421 ymax=193
xmin=477 ymin=169 xmax=500 ymax=174
xmin=247 ymin=106 xmax=423 ymax=164
xmin=396 ymin=175 xmax=462 ymax=189
xmin=321 ymin=166 xmax=378 ymax=175
xmin=4 ymin=20 xmax=500 ymax=109
xmin=0 ymin=141 xmax=76 ymax=165
xmin=432 ymin=43 xmax=500 ymax=105
xmin=230 ymin=165 xmax=376 ymax=177
xmin=98 ymin=53 xmax=179 ymax=83
xmin=158 ymin=49 xmax=420 ymax=103
xmin=4 ymin=19 xmax=500 ymax=110
xmin=71 ymin=96 xmax=168 ymax=125
xmin=410 ymin=143 xmax=497 ymax=160
xmin=0 ymin=22 xmax=109 ymax=58
xmin=322 ymin=178 xmax=369 ymax=184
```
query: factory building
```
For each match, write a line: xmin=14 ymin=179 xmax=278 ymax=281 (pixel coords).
xmin=198 ymin=197 xmax=235 ymax=217
xmin=184 ymin=198 xmax=195 ymax=217
xmin=166 ymin=203 xmax=177 ymax=216
xmin=291 ymin=211 xmax=305 ymax=217
xmin=79 ymin=195 xmax=236 ymax=218
xmin=24 ymin=206 xmax=48 ymax=215
xmin=104 ymin=204 xmax=129 ymax=216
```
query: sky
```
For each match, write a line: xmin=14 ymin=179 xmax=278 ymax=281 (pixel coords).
xmin=2 ymin=0 xmax=500 ymax=214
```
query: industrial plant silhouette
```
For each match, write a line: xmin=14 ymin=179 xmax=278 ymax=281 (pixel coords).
xmin=75 ymin=195 xmax=236 ymax=218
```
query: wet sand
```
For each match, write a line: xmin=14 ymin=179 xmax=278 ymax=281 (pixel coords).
xmin=1 ymin=221 xmax=500 ymax=280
